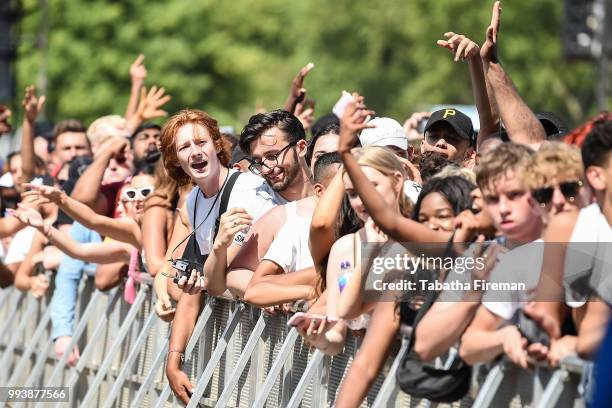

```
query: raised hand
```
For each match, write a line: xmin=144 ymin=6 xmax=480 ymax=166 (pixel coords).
xmin=295 ymin=96 xmax=315 ymax=132
xmin=402 ymin=111 xmax=430 ymax=142
xmin=284 ymin=62 xmax=315 ymax=114
xmin=338 ymin=93 xmax=375 ymax=154
xmin=22 ymin=85 xmax=46 ymax=123
xmin=129 ymin=54 xmax=148 ymax=84
xmin=8 ymin=204 xmax=45 ymax=228
xmin=136 ymin=85 xmax=171 ymax=121
xmin=481 ymin=1 xmax=502 ymax=64
xmin=21 ymin=183 xmax=64 ymax=206
xmin=102 ymin=135 xmax=130 ymax=157
xmin=0 ymin=105 xmax=11 ymax=134
xmin=437 ymin=32 xmax=480 ymax=62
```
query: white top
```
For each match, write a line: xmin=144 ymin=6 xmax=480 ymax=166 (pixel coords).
xmin=263 ymin=202 xmax=313 ymax=273
xmin=403 ymin=180 xmax=422 ymax=204
xmin=483 ymin=239 xmax=544 ymax=320
xmin=564 ymin=203 xmax=612 ymax=306
xmin=186 ymin=169 xmax=287 ymax=256
xmin=5 ymin=227 xmax=36 ymax=265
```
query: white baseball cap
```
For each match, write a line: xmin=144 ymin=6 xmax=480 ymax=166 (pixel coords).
xmin=359 ymin=117 xmax=408 ymax=150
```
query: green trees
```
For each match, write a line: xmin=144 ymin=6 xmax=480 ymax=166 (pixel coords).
xmin=15 ymin=0 xmax=605 ymax=129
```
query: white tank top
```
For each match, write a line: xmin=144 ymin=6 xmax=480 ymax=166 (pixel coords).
xmin=565 ymin=204 xmax=612 ymax=306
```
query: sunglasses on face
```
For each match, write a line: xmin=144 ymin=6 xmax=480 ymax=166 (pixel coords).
xmin=531 ymin=180 xmax=583 ymax=205
xmin=122 ymin=186 xmax=154 ymax=201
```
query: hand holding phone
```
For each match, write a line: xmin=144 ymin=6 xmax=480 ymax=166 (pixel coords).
xmin=332 ymin=91 xmax=354 ymax=119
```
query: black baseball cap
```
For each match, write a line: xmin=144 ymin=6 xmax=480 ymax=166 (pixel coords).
xmin=424 ymin=108 xmax=474 ymax=145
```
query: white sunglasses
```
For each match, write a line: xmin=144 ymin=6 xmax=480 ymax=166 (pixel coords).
xmin=121 ymin=186 xmax=154 ymax=201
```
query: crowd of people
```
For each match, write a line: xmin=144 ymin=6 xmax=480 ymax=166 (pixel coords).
xmin=1 ymin=2 xmax=611 ymax=406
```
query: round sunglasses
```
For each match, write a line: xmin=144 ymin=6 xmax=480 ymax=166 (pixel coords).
xmin=121 ymin=186 xmax=154 ymax=201
xmin=531 ymin=180 xmax=583 ymax=205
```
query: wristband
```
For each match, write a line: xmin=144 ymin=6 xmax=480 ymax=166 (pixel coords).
xmin=168 ymin=349 xmax=185 ymax=363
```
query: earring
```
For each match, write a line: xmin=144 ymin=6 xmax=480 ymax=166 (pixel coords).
xmin=569 ymin=196 xmax=575 ymax=203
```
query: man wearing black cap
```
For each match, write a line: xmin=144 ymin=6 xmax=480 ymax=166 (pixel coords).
xmin=421 ymin=108 xmax=475 ymax=166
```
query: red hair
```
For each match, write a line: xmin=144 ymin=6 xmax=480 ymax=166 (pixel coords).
xmin=159 ymin=109 xmax=231 ymax=186
xmin=564 ymin=112 xmax=612 ymax=147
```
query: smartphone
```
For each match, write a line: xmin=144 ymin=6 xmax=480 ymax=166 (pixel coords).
xmin=332 ymin=91 xmax=353 ymax=119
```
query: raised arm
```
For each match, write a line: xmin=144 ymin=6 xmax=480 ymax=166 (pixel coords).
xmin=22 ymin=185 xmax=141 ymax=248
xmin=20 ymin=86 xmax=46 ymax=183
xmin=71 ymin=136 xmax=129 ymax=211
xmin=125 ymin=85 xmax=171 ymax=134
xmin=309 ymin=171 xmax=344 ymax=266
xmin=125 ymin=54 xmax=147 ymax=120
xmin=480 ymin=1 xmax=545 ymax=148
xmin=338 ymin=95 xmax=450 ymax=244
xmin=10 ymin=204 xmax=133 ymax=264
xmin=436 ymin=32 xmax=498 ymax=149
xmin=283 ymin=63 xmax=314 ymax=114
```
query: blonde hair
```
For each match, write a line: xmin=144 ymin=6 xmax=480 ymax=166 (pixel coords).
xmin=525 ymin=142 xmax=584 ymax=190
xmin=87 ymin=115 xmax=128 ymax=147
xmin=476 ymin=143 xmax=535 ymax=191
xmin=350 ymin=146 xmax=412 ymax=217
xmin=434 ymin=164 xmax=477 ymax=184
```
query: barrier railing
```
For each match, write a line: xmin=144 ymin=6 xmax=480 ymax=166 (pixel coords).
xmin=0 ymin=273 xmax=593 ymax=407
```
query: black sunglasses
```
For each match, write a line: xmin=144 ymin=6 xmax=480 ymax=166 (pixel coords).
xmin=532 ymin=180 xmax=583 ymax=205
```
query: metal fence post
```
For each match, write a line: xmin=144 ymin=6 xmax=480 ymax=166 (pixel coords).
xmin=251 ymin=327 xmax=299 ymax=408
xmin=214 ymin=311 xmax=266 ymax=408
xmin=80 ymin=287 xmax=148 ymax=407
xmin=286 ymin=349 xmax=325 ymax=408
xmin=371 ymin=337 xmax=409 ymax=408
xmin=0 ymin=295 xmax=38 ymax=382
xmin=186 ymin=302 xmax=245 ymax=408
xmin=142 ymin=297 xmax=215 ymax=408
xmin=102 ymin=309 xmax=159 ymax=408
xmin=472 ymin=361 xmax=508 ymax=408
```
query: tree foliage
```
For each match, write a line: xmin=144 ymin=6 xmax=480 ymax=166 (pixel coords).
xmin=15 ymin=0 xmax=606 ymax=130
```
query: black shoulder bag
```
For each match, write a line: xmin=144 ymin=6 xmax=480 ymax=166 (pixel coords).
xmin=396 ymin=234 xmax=471 ymax=403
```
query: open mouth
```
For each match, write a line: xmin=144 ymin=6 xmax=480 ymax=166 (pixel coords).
xmin=191 ymin=160 xmax=208 ymax=170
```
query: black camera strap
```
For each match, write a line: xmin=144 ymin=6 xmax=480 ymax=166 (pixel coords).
xmin=170 ymin=170 xmax=242 ymax=267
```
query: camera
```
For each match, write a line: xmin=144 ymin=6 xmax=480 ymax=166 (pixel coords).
xmin=170 ymin=258 xmax=204 ymax=284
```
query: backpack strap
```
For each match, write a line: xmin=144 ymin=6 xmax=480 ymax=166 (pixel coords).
xmin=213 ymin=171 xmax=241 ymax=240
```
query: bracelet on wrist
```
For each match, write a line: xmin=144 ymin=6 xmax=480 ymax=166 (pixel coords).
xmin=168 ymin=349 xmax=185 ymax=363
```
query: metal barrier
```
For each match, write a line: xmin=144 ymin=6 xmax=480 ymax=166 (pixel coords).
xmin=0 ymin=273 xmax=593 ymax=408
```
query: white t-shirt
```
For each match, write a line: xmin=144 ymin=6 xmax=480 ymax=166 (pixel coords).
xmin=5 ymin=226 xmax=36 ymax=265
xmin=483 ymin=239 xmax=544 ymax=320
xmin=263 ymin=201 xmax=313 ymax=273
xmin=564 ymin=203 xmax=612 ymax=306
xmin=186 ymin=170 xmax=287 ymax=256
